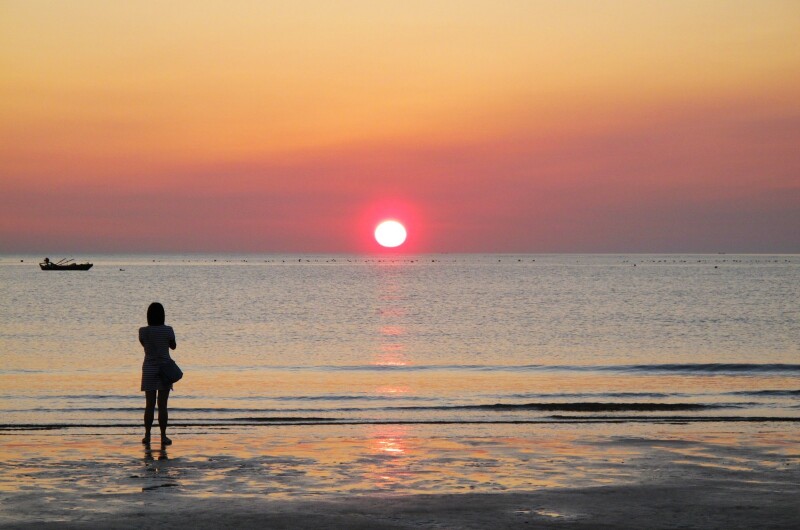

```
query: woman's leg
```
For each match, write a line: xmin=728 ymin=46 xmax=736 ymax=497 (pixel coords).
xmin=157 ymin=387 xmax=171 ymax=444
xmin=143 ymin=390 xmax=156 ymax=443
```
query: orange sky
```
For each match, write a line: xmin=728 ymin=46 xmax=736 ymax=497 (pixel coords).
xmin=1 ymin=1 xmax=799 ymax=252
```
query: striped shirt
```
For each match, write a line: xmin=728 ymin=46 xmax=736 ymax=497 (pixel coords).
xmin=139 ymin=325 xmax=176 ymax=391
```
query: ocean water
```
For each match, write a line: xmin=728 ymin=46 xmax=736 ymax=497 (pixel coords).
xmin=1 ymin=254 xmax=798 ymax=430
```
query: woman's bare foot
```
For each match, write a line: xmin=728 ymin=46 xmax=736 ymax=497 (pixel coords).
xmin=142 ymin=436 xmax=151 ymax=444
xmin=161 ymin=436 xmax=172 ymax=446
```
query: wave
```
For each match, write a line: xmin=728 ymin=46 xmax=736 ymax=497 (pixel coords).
xmin=0 ymin=406 xmax=438 ymax=413
xmin=506 ymin=389 xmax=790 ymax=399
xmin=425 ymin=402 xmax=727 ymax=412
xmin=506 ymin=392 xmax=679 ymax=399
xmin=271 ymin=394 xmax=432 ymax=402
xmin=612 ymin=364 xmax=800 ymax=374
xmin=5 ymin=402 xmax=734 ymax=414
xmin=0 ymin=394 xmax=433 ymax=403
xmin=724 ymin=389 xmax=800 ymax=397
xmin=2 ymin=416 xmax=799 ymax=431
xmin=9 ymin=389 xmax=796 ymax=404
xmin=256 ymin=363 xmax=800 ymax=374
xmin=4 ymin=364 xmax=798 ymax=378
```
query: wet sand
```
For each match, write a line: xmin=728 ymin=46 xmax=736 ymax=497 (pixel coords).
xmin=1 ymin=423 xmax=798 ymax=528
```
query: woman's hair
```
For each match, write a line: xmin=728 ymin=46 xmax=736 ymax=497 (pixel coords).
xmin=147 ymin=302 xmax=165 ymax=326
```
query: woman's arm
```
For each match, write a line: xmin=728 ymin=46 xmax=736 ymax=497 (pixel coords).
xmin=169 ymin=328 xmax=177 ymax=350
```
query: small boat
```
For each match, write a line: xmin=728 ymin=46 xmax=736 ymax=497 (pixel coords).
xmin=39 ymin=258 xmax=93 ymax=271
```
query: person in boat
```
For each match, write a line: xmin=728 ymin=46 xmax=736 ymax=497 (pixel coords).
xmin=139 ymin=302 xmax=177 ymax=446
xmin=43 ymin=257 xmax=50 ymax=266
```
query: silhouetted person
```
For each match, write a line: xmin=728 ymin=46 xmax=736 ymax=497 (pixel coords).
xmin=139 ymin=302 xmax=177 ymax=445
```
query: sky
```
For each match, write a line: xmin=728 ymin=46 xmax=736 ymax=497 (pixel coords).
xmin=1 ymin=0 xmax=799 ymax=253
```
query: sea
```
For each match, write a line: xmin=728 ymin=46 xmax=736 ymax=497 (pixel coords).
xmin=1 ymin=254 xmax=798 ymax=431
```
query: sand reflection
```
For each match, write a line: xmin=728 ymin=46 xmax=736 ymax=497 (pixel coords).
xmin=0 ymin=423 xmax=798 ymax=506
xmin=141 ymin=443 xmax=181 ymax=492
xmin=372 ymin=426 xmax=409 ymax=456
xmin=367 ymin=425 xmax=414 ymax=490
xmin=143 ymin=444 xmax=170 ymax=462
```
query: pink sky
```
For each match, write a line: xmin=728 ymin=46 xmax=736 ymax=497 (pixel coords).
xmin=1 ymin=1 xmax=799 ymax=253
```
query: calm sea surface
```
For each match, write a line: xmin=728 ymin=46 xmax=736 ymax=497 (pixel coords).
xmin=1 ymin=254 xmax=798 ymax=429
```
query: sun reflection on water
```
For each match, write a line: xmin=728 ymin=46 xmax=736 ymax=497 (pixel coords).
xmin=372 ymin=263 xmax=412 ymax=369
xmin=375 ymin=385 xmax=410 ymax=395
xmin=367 ymin=425 xmax=414 ymax=490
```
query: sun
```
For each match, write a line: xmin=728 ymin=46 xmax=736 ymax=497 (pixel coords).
xmin=374 ymin=220 xmax=407 ymax=248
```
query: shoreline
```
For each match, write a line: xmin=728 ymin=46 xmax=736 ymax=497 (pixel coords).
xmin=2 ymin=416 xmax=800 ymax=432
xmin=1 ymin=422 xmax=798 ymax=528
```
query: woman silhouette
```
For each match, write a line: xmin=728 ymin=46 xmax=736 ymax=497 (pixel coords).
xmin=139 ymin=302 xmax=177 ymax=445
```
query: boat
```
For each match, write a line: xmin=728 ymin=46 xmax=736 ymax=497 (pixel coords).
xmin=39 ymin=258 xmax=93 ymax=271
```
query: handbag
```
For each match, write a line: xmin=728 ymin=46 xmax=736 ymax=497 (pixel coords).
xmin=160 ymin=359 xmax=183 ymax=384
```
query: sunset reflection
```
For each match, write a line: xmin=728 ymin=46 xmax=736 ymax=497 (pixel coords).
xmin=372 ymin=262 xmax=412 ymax=368
xmin=375 ymin=434 xmax=406 ymax=456
xmin=375 ymin=385 xmax=410 ymax=396
xmin=372 ymin=344 xmax=409 ymax=367
xmin=368 ymin=425 xmax=414 ymax=489
xmin=379 ymin=325 xmax=405 ymax=337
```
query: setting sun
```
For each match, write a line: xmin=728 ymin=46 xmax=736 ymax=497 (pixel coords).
xmin=374 ymin=220 xmax=407 ymax=248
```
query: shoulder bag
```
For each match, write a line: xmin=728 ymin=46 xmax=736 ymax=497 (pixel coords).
xmin=160 ymin=359 xmax=183 ymax=384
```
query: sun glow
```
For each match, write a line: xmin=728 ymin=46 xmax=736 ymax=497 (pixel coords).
xmin=374 ymin=220 xmax=407 ymax=248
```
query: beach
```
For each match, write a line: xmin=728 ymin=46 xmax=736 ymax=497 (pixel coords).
xmin=4 ymin=0 xmax=800 ymax=525
xmin=1 ymin=254 xmax=798 ymax=527
xmin=1 ymin=422 xmax=798 ymax=528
